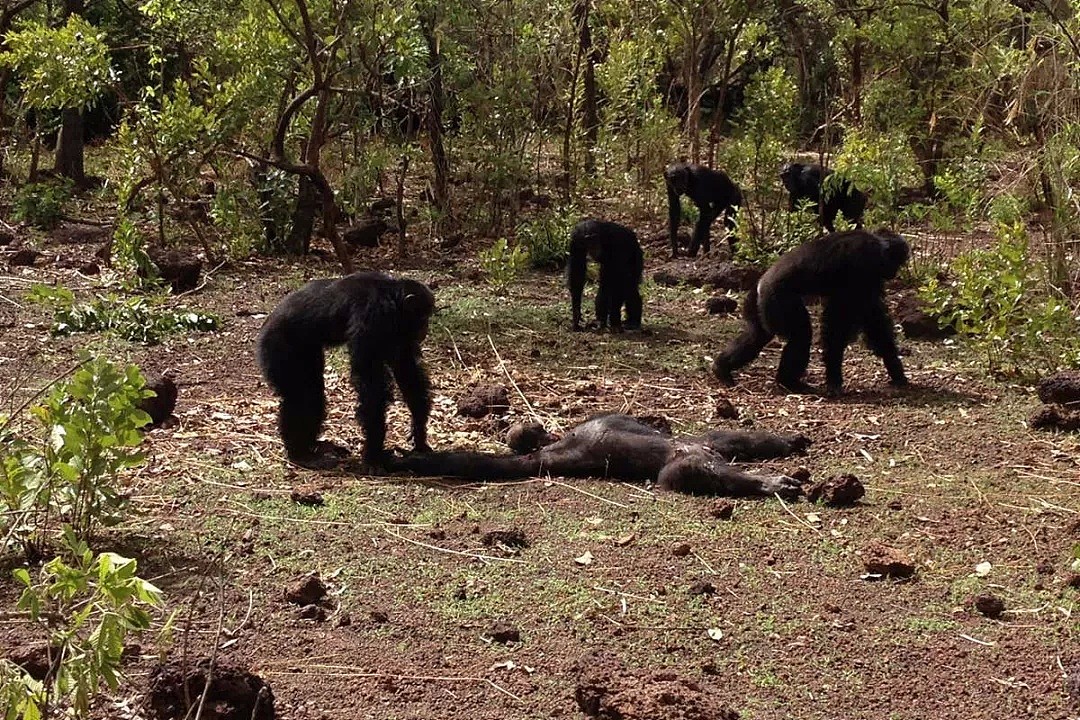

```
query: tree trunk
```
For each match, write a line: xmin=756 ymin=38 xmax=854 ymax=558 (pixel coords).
xmin=53 ymin=107 xmax=86 ymax=184
xmin=575 ymin=0 xmax=599 ymax=173
xmin=686 ymin=36 xmax=703 ymax=164
xmin=420 ymin=12 xmax=451 ymax=221
xmin=287 ymin=174 xmax=318 ymax=254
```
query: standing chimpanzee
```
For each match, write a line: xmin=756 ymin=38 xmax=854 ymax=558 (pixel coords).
xmin=257 ymin=272 xmax=435 ymax=469
xmin=388 ymin=413 xmax=810 ymax=500
xmin=568 ymin=219 xmax=644 ymax=332
xmin=712 ymin=229 xmax=909 ymax=395
xmin=779 ymin=162 xmax=867 ymax=233
xmin=664 ymin=163 xmax=743 ymax=257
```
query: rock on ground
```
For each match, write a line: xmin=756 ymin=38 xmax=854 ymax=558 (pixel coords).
xmin=146 ymin=659 xmax=275 ymax=720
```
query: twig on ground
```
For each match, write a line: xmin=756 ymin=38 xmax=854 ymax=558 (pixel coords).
xmin=260 ymin=665 xmax=523 ymax=702
xmin=774 ymin=493 xmax=823 ymax=534
xmin=383 ymin=527 xmax=528 ymax=564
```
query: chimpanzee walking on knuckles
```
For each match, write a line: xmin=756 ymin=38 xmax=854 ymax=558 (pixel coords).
xmin=664 ymin=162 xmax=743 ymax=257
xmin=257 ymin=272 xmax=435 ymax=469
xmin=568 ymin=219 xmax=644 ymax=332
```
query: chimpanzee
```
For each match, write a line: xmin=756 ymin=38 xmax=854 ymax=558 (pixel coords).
xmin=712 ymin=229 xmax=909 ymax=395
xmin=257 ymin=272 xmax=435 ymax=469
xmin=568 ymin=219 xmax=644 ymax=332
xmin=664 ymin=163 xmax=743 ymax=257
xmin=388 ymin=413 xmax=809 ymax=499
xmin=779 ymin=162 xmax=867 ymax=233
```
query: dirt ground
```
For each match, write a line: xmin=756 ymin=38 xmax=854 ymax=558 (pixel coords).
xmin=1 ymin=225 xmax=1078 ymax=720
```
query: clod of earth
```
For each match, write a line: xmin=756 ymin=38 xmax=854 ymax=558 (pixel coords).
xmin=0 ymin=230 xmax=14 ymax=246
xmin=688 ymin=580 xmax=716 ymax=596
xmin=139 ymin=371 xmax=178 ymax=427
xmin=289 ymin=486 xmax=324 ymax=506
xmin=574 ymin=653 xmax=740 ymax=720
xmin=457 ymin=383 xmax=511 ymax=418
xmin=1068 ymin=666 xmax=1080 ymax=709
xmin=481 ymin=528 xmax=529 ymax=550
xmin=283 ymin=573 xmax=328 ymax=606
xmin=706 ymin=263 xmax=763 ymax=291
xmin=896 ymin=294 xmax=955 ymax=340
xmin=862 ymin=543 xmax=916 ymax=579
xmin=705 ymin=296 xmax=738 ymax=315
xmin=714 ymin=397 xmax=738 ymax=420
xmin=971 ymin=593 xmax=1006 ymax=619
xmin=370 ymin=609 xmax=390 ymax=624
xmin=8 ymin=248 xmax=40 ymax=267
xmin=1036 ymin=371 xmax=1080 ymax=406
xmin=486 ymin=620 xmax=521 ymax=644
xmin=1067 ymin=573 xmax=1080 ymax=589
xmin=671 ymin=542 xmax=692 ymax=558
xmin=707 ymin=499 xmax=735 ymax=520
xmin=297 ymin=604 xmax=326 ymax=622
xmin=144 ymin=247 xmax=202 ymax=293
xmin=1029 ymin=403 xmax=1080 ymax=432
xmin=146 ymin=659 xmax=275 ymax=720
xmin=805 ymin=474 xmax=865 ymax=506
xmin=887 ymin=498 xmax=903 ymax=510
xmin=790 ymin=467 xmax=812 ymax=484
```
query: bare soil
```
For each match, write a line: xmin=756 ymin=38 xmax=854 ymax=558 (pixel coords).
xmin=1 ymin=226 xmax=1078 ymax=720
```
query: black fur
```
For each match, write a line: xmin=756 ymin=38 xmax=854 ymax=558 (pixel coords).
xmin=389 ymin=414 xmax=809 ymax=499
xmin=568 ymin=219 xmax=644 ymax=332
xmin=257 ymin=272 xmax=435 ymax=468
xmin=779 ymin=162 xmax=867 ymax=233
xmin=713 ymin=230 xmax=909 ymax=394
xmin=664 ymin=163 xmax=743 ymax=257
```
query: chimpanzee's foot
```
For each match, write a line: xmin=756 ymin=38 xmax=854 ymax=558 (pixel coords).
xmin=713 ymin=357 xmax=736 ymax=386
xmin=315 ymin=440 xmax=351 ymax=458
xmin=288 ymin=448 xmax=341 ymax=470
xmin=776 ymin=377 xmax=816 ymax=395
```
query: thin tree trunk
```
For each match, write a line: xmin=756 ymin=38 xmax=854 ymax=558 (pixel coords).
xmin=54 ymin=0 xmax=86 ymax=185
xmin=420 ymin=11 xmax=451 ymax=221
xmin=574 ymin=0 xmax=599 ymax=174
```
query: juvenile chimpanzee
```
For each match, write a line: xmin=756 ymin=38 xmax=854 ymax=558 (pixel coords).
xmin=713 ymin=229 xmax=909 ymax=395
xmin=779 ymin=162 xmax=867 ymax=232
xmin=388 ymin=413 xmax=809 ymax=499
xmin=568 ymin=219 xmax=644 ymax=332
xmin=257 ymin=272 xmax=435 ymax=469
xmin=664 ymin=163 xmax=743 ymax=257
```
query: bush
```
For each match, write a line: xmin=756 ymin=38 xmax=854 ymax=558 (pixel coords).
xmin=0 ymin=358 xmax=151 ymax=557
xmin=479 ymin=238 xmax=528 ymax=293
xmin=919 ymin=220 xmax=1080 ymax=378
xmin=1 ymin=528 xmax=167 ymax=720
xmin=12 ymin=180 xmax=74 ymax=230
xmin=516 ymin=205 xmax=578 ymax=269
xmin=28 ymin=284 xmax=219 ymax=344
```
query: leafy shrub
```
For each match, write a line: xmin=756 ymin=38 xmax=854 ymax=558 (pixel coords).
xmin=0 ymin=359 xmax=151 ymax=557
xmin=832 ymin=128 xmax=922 ymax=215
xmin=919 ymin=220 xmax=1080 ymax=378
xmin=516 ymin=205 xmax=578 ymax=269
xmin=12 ymin=180 xmax=74 ymax=230
xmin=479 ymin=238 xmax=528 ymax=293
xmin=1 ymin=528 xmax=166 ymax=719
xmin=111 ymin=216 xmax=155 ymax=278
xmin=733 ymin=206 xmax=818 ymax=266
xmin=28 ymin=285 xmax=219 ymax=344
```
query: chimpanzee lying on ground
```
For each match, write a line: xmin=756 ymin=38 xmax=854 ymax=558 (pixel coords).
xmin=713 ymin=229 xmax=909 ymax=395
xmin=664 ymin=163 xmax=743 ymax=257
xmin=388 ymin=413 xmax=809 ymax=499
xmin=568 ymin=219 xmax=644 ymax=332
xmin=779 ymin=162 xmax=867 ymax=233
xmin=257 ymin=272 xmax=435 ymax=469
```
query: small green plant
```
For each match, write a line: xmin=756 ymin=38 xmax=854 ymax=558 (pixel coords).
xmin=0 ymin=358 xmax=151 ymax=557
xmin=919 ymin=217 xmax=1080 ymax=378
xmin=12 ymin=180 xmax=74 ymax=230
xmin=1 ymin=528 xmax=167 ymax=719
xmin=515 ymin=205 xmax=578 ymax=269
xmin=28 ymin=285 xmax=219 ymax=344
xmin=479 ymin=238 xmax=528 ymax=293
xmin=110 ymin=216 xmax=155 ymax=278
xmin=733 ymin=205 xmax=817 ymax=266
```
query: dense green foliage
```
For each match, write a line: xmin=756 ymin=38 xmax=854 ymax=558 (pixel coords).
xmin=27 ymin=285 xmax=220 ymax=344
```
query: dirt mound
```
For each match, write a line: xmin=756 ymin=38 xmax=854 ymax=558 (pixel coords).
xmin=574 ymin=654 xmax=739 ymax=720
xmin=6 ymin=642 xmax=57 ymax=681
xmin=805 ymin=474 xmax=865 ymax=506
xmin=140 ymin=371 xmax=178 ymax=427
xmin=706 ymin=499 xmax=735 ymax=520
xmin=146 ymin=659 xmax=274 ymax=720
xmin=505 ymin=421 xmax=556 ymax=453
xmin=714 ymin=398 xmax=738 ymax=420
xmin=457 ymin=384 xmax=510 ymax=418
xmin=705 ymin=264 xmax=762 ymax=292
xmin=486 ymin=620 xmax=521 ymax=644
xmin=283 ymin=573 xmax=327 ymax=606
xmin=705 ymin=296 xmax=737 ymax=315
xmin=482 ymin=528 xmax=529 ymax=550
xmin=862 ymin=543 xmax=916 ymax=579
xmin=50 ymin=221 xmax=110 ymax=245
xmin=972 ymin=593 xmax=1006 ymax=619
xmin=896 ymin=295 xmax=954 ymax=340
xmin=1036 ymin=371 xmax=1080 ymax=406
xmin=1029 ymin=404 xmax=1080 ymax=432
